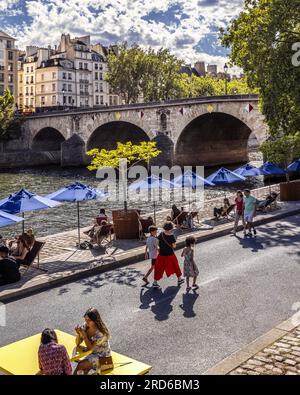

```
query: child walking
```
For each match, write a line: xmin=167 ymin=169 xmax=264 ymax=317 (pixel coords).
xmin=142 ymin=226 xmax=159 ymax=286
xmin=181 ymin=236 xmax=199 ymax=292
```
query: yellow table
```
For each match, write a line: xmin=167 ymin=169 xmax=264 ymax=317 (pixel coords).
xmin=0 ymin=330 xmax=151 ymax=375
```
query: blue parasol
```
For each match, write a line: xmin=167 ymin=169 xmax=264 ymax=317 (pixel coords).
xmin=287 ymin=159 xmax=300 ymax=173
xmin=0 ymin=188 xmax=60 ymax=233
xmin=129 ymin=175 xmax=175 ymax=223
xmin=0 ymin=210 xmax=24 ymax=228
xmin=46 ymin=182 xmax=105 ymax=246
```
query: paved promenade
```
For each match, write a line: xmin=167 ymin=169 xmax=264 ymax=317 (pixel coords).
xmin=1 ymin=214 xmax=300 ymax=375
xmin=1 ymin=183 xmax=297 ymax=304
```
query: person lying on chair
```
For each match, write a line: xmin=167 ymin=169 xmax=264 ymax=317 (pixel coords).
xmin=257 ymin=192 xmax=278 ymax=212
xmin=214 ymin=198 xmax=230 ymax=219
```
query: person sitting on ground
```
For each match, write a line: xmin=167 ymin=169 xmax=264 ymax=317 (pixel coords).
xmin=38 ymin=328 xmax=72 ymax=375
xmin=0 ymin=235 xmax=6 ymax=247
xmin=74 ymin=308 xmax=113 ymax=375
xmin=0 ymin=246 xmax=21 ymax=286
xmin=213 ymin=198 xmax=230 ymax=219
xmin=12 ymin=236 xmax=31 ymax=266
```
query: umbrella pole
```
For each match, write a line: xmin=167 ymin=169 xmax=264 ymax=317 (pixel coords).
xmin=153 ymin=201 xmax=156 ymax=225
xmin=77 ymin=201 xmax=80 ymax=247
xmin=22 ymin=212 xmax=25 ymax=234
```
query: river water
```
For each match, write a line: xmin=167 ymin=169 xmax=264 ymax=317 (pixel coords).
xmin=0 ymin=153 xmax=271 ymax=238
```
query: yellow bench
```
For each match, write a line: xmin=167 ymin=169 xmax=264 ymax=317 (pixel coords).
xmin=0 ymin=329 xmax=151 ymax=375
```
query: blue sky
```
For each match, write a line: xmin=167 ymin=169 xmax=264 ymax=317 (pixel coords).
xmin=0 ymin=0 xmax=244 ymax=71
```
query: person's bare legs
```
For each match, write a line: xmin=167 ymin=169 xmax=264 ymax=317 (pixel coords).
xmin=73 ymin=360 xmax=94 ymax=375
xmin=186 ymin=277 xmax=190 ymax=291
xmin=142 ymin=266 xmax=154 ymax=284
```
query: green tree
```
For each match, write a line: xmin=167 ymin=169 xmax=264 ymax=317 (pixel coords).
xmin=174 ymin=74 xmax=254 ymax=98
xmin=221 ymin=0 xmax=300 ymax=136
xmin=87 ymin=141 xmax=161 ymax=170
xmin=106 ymin=43 xmax=183 ymax=103
xmin=0 ymin=89 xmax=23 ymax=139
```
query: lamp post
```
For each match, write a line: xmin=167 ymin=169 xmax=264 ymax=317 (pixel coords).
xmin=224 ymin=63 xmax=228 ymax=95
xmin=62 ymin=89 xmax=65 ymax=109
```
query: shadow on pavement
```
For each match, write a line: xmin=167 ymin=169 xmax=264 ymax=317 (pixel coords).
xmin=139 ymin=285 xmax=181 ymax=321
xmin=179 ymin=290 xmax=199 ymax=318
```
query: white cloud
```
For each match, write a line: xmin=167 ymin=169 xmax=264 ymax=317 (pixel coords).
xmin=2 ymin=0 xmax=244 ymax=72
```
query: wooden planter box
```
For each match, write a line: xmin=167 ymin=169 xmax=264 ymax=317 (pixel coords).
xmin=112 ymin=210 xmax=141 ymax=239
xmin=280 ymin=180 xmax=300 ymax=201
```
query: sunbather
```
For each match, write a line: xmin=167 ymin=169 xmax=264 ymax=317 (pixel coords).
xmin=214 ymin=198 xmax=231 ymax=219
xmin=257 ymin=192 xmax=278 ymax=211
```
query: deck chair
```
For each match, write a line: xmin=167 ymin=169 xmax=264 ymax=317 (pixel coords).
xmin=190 ymin=211 xmax=200 ymax=225
xmin=20 ymin=241 xmax=46 ymax=275
xmin=91 ymin=224 xmax=114 ymax=250
xmin=173 ymin=211 xmax=189 ymax=228
xmin=139 ymin=217 xmax=154 ymax=234
xmin=222 ymin=204 xmax=236 ymax=219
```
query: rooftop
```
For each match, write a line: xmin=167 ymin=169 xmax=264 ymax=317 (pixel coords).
xmin=0 ymin=30 xmax=15 ymax=40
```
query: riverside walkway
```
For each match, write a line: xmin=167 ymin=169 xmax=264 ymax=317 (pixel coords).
xmin=1 ymin=183 xmax=299 ymax=303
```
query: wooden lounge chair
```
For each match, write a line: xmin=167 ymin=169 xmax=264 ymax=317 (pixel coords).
xmin=190 ymin=211 xmax=200 ymax=225
xmin=91 ymin=224 xmax=114 ymax=250
xmin=173 ymin=211 xmax=189 ymax=228
xmin=139 ymin=217 xmax=154 ymax=234
xmin=221 ymin=204 xmax=236 ymax=220
xmin=20 ymin=241 xmax=46 ymax=275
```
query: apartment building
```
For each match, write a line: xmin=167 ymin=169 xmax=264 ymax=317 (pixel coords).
xmin=35 ymin=58 xmax=76 ymax=109
xmin=0 ymin=31 xmax=18 ymax=99
xmin=17 ymin=33 xmax=121 ymax=111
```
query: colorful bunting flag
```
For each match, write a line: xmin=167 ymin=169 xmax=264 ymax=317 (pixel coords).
xmin=207 ymin=104 xmax=214 ymax=113
xmin=244 ymin=104 xmax=254 ymax=113
xmin=115 ymin=112 xmax=121 ymax=121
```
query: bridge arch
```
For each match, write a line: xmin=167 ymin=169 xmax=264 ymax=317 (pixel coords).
xmin=87 ymin=121 xmax=151 ymax=151
xmin=32 ymin=127 xmax=66 ymax=151
xmin=175 ymin=112 xmax=254 ymax=167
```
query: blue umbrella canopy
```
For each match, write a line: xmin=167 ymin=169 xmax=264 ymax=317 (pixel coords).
xmin=258 ymin=161 xmax=286 ymax=175
xmin=128 ymin=175 xmax=175 ymax=191
xmin=46 ymin=182 xmax=106 ymax=247
xmin=129 ymin=175 xmax=174 ymax=224
xmin=0 ymin=210 xmax=24 ymax=228
xmin=173 ymin=169 xmax=215 ymax=188
xmin=206 ymin=167 xmax=246 ymax=185
xmin=0 ymin=188 xmax=60 ymax=214
xmin=234 ymin=163 xmax=263 ymax=177
xmin=46 ymin=182 xmax=103 ymax=202
xmin=287 ymin=159 xmax=300 ymax=172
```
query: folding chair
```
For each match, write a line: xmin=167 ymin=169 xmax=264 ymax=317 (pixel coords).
xmin=20 ymin=241 xmax=46 ymax=275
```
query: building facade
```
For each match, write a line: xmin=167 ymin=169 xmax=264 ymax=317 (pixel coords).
xmin=0 ymin=31 xmax=18 ymax=99
xmin=17 ymin=33 xmax=121 ymax=112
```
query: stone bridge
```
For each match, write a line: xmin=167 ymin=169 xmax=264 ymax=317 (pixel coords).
xmin=17 ymin=94 xmax=267 ymax=167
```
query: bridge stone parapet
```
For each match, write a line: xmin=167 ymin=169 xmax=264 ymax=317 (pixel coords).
xmin=18 ymin=94 xmax=267 ymax=168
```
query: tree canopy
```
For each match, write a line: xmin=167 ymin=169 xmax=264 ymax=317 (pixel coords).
xmin=174 ymin=74 xmax=254 ymax=98
xmin=0 ymin=89 xmax=23 ymax=139
xmin=106 ymin=43 xmax=183 ymax=104
xmin=221 ymin=0 xmax=300 ymax=136
xmin=87 ymin=141 xmax=161 ymax=170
